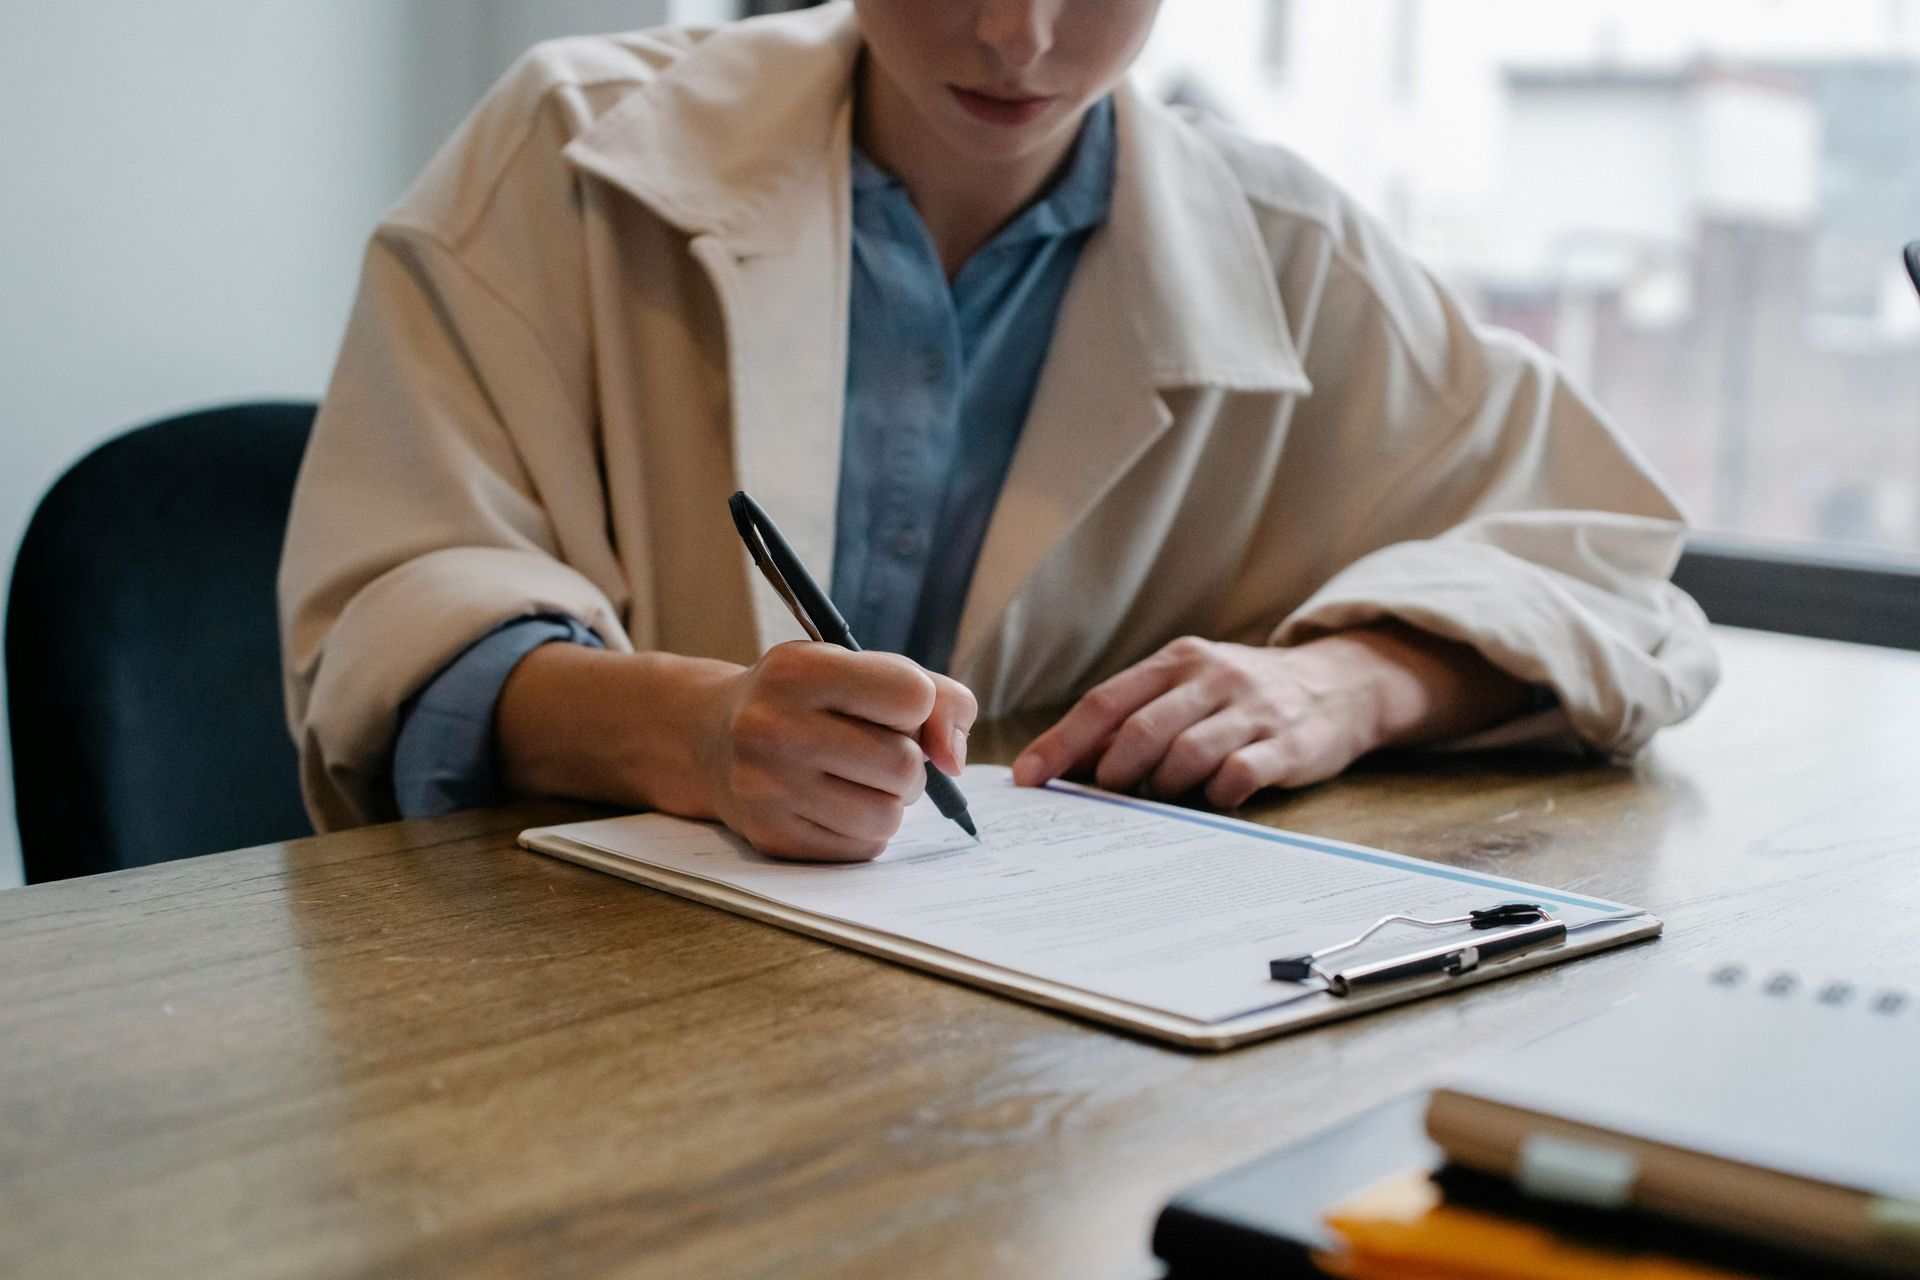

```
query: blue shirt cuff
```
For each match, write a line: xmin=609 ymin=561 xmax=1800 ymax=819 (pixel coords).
xmin=391 ymin=614 xmax=604 ymax=819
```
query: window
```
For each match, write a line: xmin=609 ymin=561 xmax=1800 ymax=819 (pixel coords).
xmin=1260 ymin=0 xmax=1294 ymax=81
xmin=1137 ymin=0 xmax=1920 ymax=557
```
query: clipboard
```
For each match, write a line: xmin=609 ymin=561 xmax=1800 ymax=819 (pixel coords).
xmin=521 ymin=769 xmax=1661 ymax=1051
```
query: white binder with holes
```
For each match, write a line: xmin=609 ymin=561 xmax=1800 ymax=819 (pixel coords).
xmin=520 ymin=765 xmax=1659 ymax=1050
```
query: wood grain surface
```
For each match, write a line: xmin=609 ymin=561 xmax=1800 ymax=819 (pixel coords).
xmin=4 ymin=627 xmax=1919 ymax=1280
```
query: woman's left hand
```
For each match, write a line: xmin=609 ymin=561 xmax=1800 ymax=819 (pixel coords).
xmin=1011 ymin=628 xmax=1532 ymax=809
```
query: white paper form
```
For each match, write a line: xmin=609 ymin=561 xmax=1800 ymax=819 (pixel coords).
xmin=538 ymin=766 xmax=1638 ymax=1025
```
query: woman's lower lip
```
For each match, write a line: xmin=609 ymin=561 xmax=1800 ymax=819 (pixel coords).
xmin=949 ymin=86 xmax=1054 ymax=126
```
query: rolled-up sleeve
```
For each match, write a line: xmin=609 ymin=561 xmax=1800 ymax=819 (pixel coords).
xmin=279 ymin=222 xmax=634 ymax=831
xmin=392 ymin=614 xmax=604 ymax=818
xmin=1268 ymin=219 xmax=1718 ymax=757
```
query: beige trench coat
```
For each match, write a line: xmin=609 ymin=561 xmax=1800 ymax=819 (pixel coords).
xmin=280 ymin=2 xmax=1718 ymax=831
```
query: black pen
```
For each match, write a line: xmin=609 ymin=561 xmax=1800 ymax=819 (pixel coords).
xmin=728 ymin=490 xmax=979 ymax=842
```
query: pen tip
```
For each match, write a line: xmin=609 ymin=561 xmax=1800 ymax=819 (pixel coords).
xmin=957 ymin=812 xmax=979 ymax=842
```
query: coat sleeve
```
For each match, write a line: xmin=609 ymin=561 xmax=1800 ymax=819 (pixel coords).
xmin=278 ymin=224 xmax=633 ymax=832
xmin=1266 ymin=212 xmax=1718 ymax=757
xmin=278 ymin=42 xmax=711 ymax=830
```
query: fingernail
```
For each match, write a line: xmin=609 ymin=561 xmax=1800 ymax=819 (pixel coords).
xmin=950 ymin=726 xmax=968 ymax=772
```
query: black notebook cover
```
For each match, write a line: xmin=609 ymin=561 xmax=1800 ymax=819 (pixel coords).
xmin=1153 ymin=1095 xmax=1435 ymax=1278
xmin=1152 ymin=1095 xmax=1890 ymax=1279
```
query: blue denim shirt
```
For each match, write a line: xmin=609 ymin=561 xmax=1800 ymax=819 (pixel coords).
xmin=832 ymin=97 xmax=1114 ymax=671
xmin=392 ymin=99 xmax=1117 ymax=818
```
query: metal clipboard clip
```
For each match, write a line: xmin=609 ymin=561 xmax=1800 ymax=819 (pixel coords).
xmin=1268 ymin=902 xmax=1568 ymax=997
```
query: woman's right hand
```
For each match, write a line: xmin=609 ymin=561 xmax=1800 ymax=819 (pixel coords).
xmin=498 ymin=641 xmax=976 ymax=861
xmin=698 ymin=642 xmax=976 ymax=862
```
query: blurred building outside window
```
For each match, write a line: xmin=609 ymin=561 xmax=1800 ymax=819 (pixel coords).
xmin=1137 ymin=0 xmax=1920 ymax=558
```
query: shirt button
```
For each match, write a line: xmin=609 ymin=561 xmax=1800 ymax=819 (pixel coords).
xmin=892 ymin=529 xmax=924 ymax=558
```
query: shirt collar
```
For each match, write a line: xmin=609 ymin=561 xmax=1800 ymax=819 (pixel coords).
xmin=850 ymin=96 xmax=1115 ymax=246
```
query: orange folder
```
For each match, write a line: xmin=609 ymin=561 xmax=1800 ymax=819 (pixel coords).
xmin=1314 ymin=1172 xmax=1758 ymax=1280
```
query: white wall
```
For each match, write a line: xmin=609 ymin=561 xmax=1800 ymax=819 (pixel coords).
xmin=0 ymin=0 xmax=691 ymax=888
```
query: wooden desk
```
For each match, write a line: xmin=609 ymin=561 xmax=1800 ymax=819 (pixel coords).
xmin=5 ymin=628 xmax=1919 ymax=1280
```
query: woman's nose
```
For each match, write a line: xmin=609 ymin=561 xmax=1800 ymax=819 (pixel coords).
xmin=974 ymin=0 xmax=1054 ymax=71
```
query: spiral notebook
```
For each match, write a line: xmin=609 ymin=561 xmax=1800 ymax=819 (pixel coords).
xmin=1427 ymin=965 xmax=1920 ymax=1273
xmin=520 ymin=765 xmax=1659 ymax=1050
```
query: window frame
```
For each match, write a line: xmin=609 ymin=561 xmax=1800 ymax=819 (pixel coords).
xmin=1675 ymin=535 xmax=1920 ymax=651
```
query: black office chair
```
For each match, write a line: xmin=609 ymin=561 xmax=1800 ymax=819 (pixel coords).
xmin=7 ymin=402 xmax=316 ymax=883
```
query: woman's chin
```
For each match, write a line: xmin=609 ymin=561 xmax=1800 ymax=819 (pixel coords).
xmin=930 ymin=105 xmax=1079 ymax=165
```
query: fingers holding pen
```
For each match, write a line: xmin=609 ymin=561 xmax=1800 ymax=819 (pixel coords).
xmin=782 ymin=709 xmax=931 ymax=802
xmin=919 ymin=673 xmax=978 ymax=777
xmin=757 ymin=643 xmax=976 ymax=776
xmin=734 ymin=808 xmax=898 ymax=864
xmin=725 ymin=497 xmax=979 ymax=857
xmin=706 ymin=642 xmax=977 ymax=861
xmin=765 ymin=644 xmax=936 ymax=729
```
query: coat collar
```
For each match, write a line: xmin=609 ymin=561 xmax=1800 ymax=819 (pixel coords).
xmin=565 ymin=2 xmax=1309 ymax=394
xmin=568 ymin=5 xmax=864 ymax=651
xmin=565 ymin=3 xmax=1313 ymax=679
xmin=565 ymin=3 xmax=863 ymax=257
xmin=1105 ymin=84 xmax=1311 ymax=394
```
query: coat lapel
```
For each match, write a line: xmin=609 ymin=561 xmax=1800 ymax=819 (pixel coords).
xmin=563 ymin=9 xmax=1316 ymax=673
xmin=945 ymin=234 xmax=1172 ymax=685
xmin=566 ymin=5 xmax=861 ymax=651
xmin=949 ymin=84 xmax=1313 ymax=680
xmin=686 ymin=165 xmax=852 ymax=652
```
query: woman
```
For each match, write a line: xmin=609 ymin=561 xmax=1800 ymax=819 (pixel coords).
xmin=280 ymin=0 xmax=1717 ymax=860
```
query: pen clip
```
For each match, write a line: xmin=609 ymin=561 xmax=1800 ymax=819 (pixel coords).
xmin=729 ymin=492 xmax=825 ymax=642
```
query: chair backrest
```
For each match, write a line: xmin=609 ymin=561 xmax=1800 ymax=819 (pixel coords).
xmin=7 ymin=402 xmax=316 ymax=882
